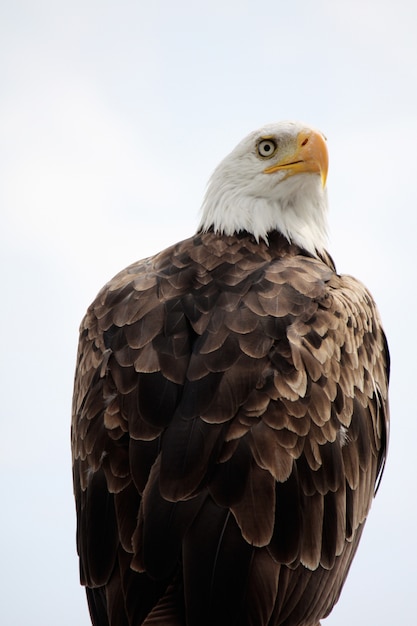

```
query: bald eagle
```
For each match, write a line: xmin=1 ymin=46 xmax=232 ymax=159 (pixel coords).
xmin=72 ymin=121 xmax=389 ymax=626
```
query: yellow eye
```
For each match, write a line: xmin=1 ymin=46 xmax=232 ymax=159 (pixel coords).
xmin=257 ymin=138 xmax=277 ymax=159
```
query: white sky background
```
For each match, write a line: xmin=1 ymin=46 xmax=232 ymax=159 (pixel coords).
xmin=0 ymin=1 xmax=416 ymax=624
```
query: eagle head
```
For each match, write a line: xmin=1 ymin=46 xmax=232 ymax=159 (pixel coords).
xmin=199 ymin=121 xmax=329 ymax=256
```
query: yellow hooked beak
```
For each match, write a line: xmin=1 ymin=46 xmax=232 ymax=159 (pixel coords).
xmin=264 ymin=129 xmax=328 ymax=187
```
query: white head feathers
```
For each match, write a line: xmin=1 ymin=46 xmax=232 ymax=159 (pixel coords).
xmin=199 ymin=121 xmax=329 ymax=256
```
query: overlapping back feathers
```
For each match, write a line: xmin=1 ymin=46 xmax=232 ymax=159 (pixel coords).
xmin=72 ymin=230 xmax=389 ymax=626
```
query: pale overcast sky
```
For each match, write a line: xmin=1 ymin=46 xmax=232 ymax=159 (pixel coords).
xmin=1 ymin=1 xmax=416 ymax=624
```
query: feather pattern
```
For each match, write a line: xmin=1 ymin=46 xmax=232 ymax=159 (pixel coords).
xmin=72 ymin=229 xmax=389 ymax=626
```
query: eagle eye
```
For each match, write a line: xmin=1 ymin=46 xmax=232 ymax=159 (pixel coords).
xmin=257 ymin=138 xmax=277 ymax=159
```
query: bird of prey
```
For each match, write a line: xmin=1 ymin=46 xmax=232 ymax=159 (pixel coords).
xmin=72 ymin=121 xmax=389 ymax=626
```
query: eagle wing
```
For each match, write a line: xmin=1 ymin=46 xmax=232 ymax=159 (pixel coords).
xmin=72 ymin=231 xmax=389 ymax=626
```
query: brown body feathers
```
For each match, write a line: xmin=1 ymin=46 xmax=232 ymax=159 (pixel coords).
xmin=72 ymin=230 xmax=389 ymax=626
